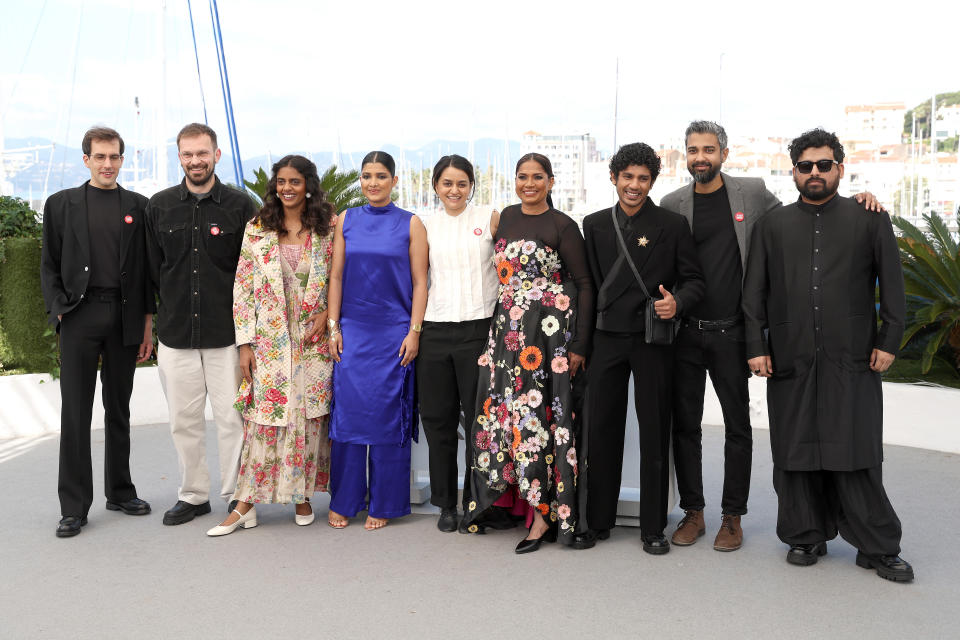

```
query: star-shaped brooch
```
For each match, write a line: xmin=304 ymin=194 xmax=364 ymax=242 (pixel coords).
xmin=637 ymin=235 xmax=649 ymax=247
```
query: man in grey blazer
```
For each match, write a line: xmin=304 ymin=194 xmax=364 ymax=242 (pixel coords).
xmin=661 ymin=121 xmax=881 ymax=552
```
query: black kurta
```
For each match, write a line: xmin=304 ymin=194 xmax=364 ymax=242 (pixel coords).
xmin=742 ymin=195 xmax=905 ymax=471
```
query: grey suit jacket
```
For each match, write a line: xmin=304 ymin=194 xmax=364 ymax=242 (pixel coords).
xmin=658 ymin=172 xmax=781 ymax=272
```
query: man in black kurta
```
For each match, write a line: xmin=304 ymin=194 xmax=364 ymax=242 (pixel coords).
xmin=743 ymin=128 xmax=913 ymax=581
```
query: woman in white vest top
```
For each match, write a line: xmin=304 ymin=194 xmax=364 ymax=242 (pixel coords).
xmin=418 ymin=155 xmax=499 ymax=532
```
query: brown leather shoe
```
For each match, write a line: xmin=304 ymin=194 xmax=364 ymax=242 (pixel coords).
xmin=672 ymin=509 xmax=705 ymax=546
xmin=713 ymin=514 xmax=743 ymax=551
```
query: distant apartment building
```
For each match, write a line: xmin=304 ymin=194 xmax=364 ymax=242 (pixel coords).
xmin=934 ymin=104 xmax=960 ymax=140
xmin=843 ymin=102 xmax=906 ymax=148
xmin=521 ymin=131 xmax=599 ymax=212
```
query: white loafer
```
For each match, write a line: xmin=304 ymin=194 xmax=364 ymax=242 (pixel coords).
xmin=206 ymin=507 xmax=257 ymax=536
xmin=295 ymin=507 xmax=315 ymax=526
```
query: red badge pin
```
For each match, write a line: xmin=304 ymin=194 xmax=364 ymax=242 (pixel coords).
xmin=210 ymin=226 xmax=221 ymax=236
xmin=473 ymin=227 xmax=482 ymax=236
xmin=734 ymin=212 xmax=745 ymax=222
xmin=124 ymin=215 xmax=133 ymax=224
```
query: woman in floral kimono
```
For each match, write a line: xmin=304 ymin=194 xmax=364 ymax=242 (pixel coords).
xmin=464 ymin=153 xmax=595 ymax=552
xmin=206 ymin=155 xmax=335 ymax=536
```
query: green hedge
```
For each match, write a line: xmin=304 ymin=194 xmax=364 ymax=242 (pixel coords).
xmin=0 ymin=237 xmax=57 ymax=373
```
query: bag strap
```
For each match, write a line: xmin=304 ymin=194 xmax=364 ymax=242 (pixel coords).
xmin=610 ymin=205 xmax=652 ymax=300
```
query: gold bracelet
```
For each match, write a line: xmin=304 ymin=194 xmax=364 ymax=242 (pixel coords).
xmin=410 ymin=322 xmax=422 ymax=333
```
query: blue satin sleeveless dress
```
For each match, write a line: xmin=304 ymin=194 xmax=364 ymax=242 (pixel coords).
xmin=330 ymin=202 xmax=417 ymax=445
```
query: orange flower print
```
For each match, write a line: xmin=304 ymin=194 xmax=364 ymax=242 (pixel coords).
xmin=519 ymin=346 xmax=543 ymax=371
xmin=538 ymin=503 xmax=549 ymax=515
xmin=483 ymin=397 xmax=493 ymax=419
xmin=497 ymin=260 xmax=514 ymax=284
xmin=512 ymin=426 xmax=522 ymax=450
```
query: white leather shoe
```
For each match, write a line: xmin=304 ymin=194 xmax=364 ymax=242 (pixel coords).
xmin=206 ymin=507 xmax=257 ymax=536
xmin=295 ymin=505 xmax=315 ymax=526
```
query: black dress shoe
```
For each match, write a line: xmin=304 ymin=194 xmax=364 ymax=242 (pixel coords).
xmin=106 ymin=497 xmax=151 ymax=515
xmin=515 ymin=524 xmax=558 ymax=554
xmin=162 ymin=500 xmax=212 ymax=525
xmin=642 ymin=533 xmax=670 ymax=555
xmin=437 ymin=508 xmax=458 ymax=532
xmin=786 ymin=541 xmax=827 ymax=566
xmin=856 ymin=551 xmax=914 ymax=582
xmin=227 ymin=499 xmax=238 ymax=514
xmin=571 ymin=528 xmax=611 ymax=550
xmin=56 ymin=516 xmax=88 ymax=538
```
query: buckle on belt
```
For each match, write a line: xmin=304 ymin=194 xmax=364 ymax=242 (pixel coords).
xmin=698 ymin=319 xmax=706 ymax=330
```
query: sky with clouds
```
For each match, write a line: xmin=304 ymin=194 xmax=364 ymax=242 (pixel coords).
xmin=1 ymin=0 xmax=956 ymax=159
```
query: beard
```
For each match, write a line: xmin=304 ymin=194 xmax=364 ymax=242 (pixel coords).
xmin=183 ymin=163 xmax=215 ymax=187
xmin=795 ymin=175 xmax=839 ymax=201
xmin=688 ymin=161 xmax=718 ymax=184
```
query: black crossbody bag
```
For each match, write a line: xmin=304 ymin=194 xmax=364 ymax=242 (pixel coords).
xmin=609 ymin=206 xmax=679 ymax=345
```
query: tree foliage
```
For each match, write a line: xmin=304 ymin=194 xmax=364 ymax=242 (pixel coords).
xmin=892 ymin=211 xmax=960 ymax=375
xmin=903 ymin=90 xmax=960 ymax=138
xmin=244 ymin=165 xmax=367 ymax=213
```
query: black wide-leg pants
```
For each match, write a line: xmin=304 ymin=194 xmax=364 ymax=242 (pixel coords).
xmin=773 ymin=465 xmax=902 ymax=556
xmin=672 ymin=323 xmax=753 ymax=515
xmin=415 ymin=318 xmax=490 ymax=510
xmin=58 ymin=297 xmax=139 ymax=517
xmin=585 ymin=330 xmax=673 ymax=535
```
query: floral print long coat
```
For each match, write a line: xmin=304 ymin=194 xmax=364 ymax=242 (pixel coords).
xmin=233 ymin=218 xmax=333 ymax=426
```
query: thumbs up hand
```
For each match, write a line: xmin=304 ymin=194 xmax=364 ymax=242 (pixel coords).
xmin=654 ymin=284 xmax=677 ymax=319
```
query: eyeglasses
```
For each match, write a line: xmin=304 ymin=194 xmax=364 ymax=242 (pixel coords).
xmin=795 ymin=160 xmax=838 ymax=174
xmin=89 ymin=154 xmax=122 ymax=163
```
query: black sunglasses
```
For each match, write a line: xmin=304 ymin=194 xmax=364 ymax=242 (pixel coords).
xmin=795 ymin=160 xmax=838 ymax=174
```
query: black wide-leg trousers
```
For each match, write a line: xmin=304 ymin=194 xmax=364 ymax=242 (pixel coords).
xmin=773 ymin=465 xmax=902 ymax=556
xmin=415 ymin=318 xmax=490 ymax=510
xmin=672 ymin=323 xmax=753 ymax=515
xmin=585 ymin=330 xmax=673 ymax=535
xmin=58 ymin=298 xmax=139 ymax=517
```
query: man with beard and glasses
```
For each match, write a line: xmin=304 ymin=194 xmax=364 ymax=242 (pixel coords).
xmin=660 ymin=121 xmax=882 ymax=552
xmin=742 ymin=128 xmax=912 ymax=582
xmin=145 ymin=123 xmax=257 ymax=526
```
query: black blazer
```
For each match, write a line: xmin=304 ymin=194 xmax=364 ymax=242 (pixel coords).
xmin=583 ymin=199 xmax=704 ymax=333
xmin=40 ymin=183 xmax=155 ymax=346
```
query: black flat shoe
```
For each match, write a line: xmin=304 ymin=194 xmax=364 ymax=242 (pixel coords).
xmin=856 ymin=551 xmax=914 ymax=582
xmin=515 ymin=524 xmax=558 ymax=554
xmin=106 ymin=497 xmax=151 ymax=515
xmin=56 ymin=516 xmax=88 ymax=538
xmin=786 ymin=541 xmax=827 ymax=566
xmin=437 ymin=508 xmax=458 ymax=532
xmin=571 ymin=528 xmax=611 ymax=550
xmin=162 ymin=500 xmax=212 ymax=526
xmin=642 ymin=533 xmax=670 ymax=555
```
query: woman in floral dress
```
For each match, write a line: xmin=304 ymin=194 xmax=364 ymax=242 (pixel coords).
xmin=207 ymin=155 xmax=335 ymax=536
xmin=465 ymin=153 xmax=595 ymax=552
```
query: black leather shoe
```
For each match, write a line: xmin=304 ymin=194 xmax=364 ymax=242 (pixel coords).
xmin=437 ymin=508 xmax=458 ymax=532
xmin=786 ymin=541 xmax=827 ymax=566
xmin=515 ymin=524 xmax=558 ymax=554
xmin=56 ymin=516 xmax=88 ymax=538
xmin=162 ymin=500 xmax=212 ymax=525
xmin=571 ymin=528 xmax=611 ymax=550
xmin=642 ymin=533 xmax=670 ymax=555
xmin=106 ymin=497 xmax=151 ymax=515
xmin=856 ymin=551 xmax=914 ymax=582
xmin=227 ymin=499 xmax=238 ymax=514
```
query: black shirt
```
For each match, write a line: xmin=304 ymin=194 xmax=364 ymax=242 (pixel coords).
xmin=145 ymin=177 xmax=257 ymax=349
xmin=85 ymin=183 xmax=122 ymax=289
xmin=690 ymin=184 xmax=742 ymax=320
xmin=496 ymin=205 xmax=594 ymax=356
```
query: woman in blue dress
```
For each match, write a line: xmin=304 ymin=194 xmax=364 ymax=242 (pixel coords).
xmin=326 ymin=151 xmax=428 ymax=530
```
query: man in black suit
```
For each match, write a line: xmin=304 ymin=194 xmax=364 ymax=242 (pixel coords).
xmin=578 ymin=143 xmax=704 ymax=553
xmin=41 ymin=126 xmax=155 ymax=538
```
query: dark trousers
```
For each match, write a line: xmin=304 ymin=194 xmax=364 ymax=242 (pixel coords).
xmin=773 ymin=465 xmax=902 ymax=556
xmin=58 ymin=297 xmax=139 ymax=517
xmin=586 ymin=330 xmax=673 ymax=535
xmin=415 ymin=318 xmax=490 ymax=509
xmin=672 ymin=322 xmax=752 ymax=515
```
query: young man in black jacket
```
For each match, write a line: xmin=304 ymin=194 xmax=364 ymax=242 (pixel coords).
xmin=579 ymin=143 xmax=704 ymax=553
xmin=41 ymin=126 xmax=155 ymax=538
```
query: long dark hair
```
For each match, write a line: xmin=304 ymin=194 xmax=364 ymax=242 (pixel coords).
xmin=515 ymin=152 xmax=555 ymax=209
xmin=432 ymin=154 xmax=476 ymax=200
xmin=361 ymin=150 xmax=396 ymax=176
xmin=259 ymin=155 xmax=334 ymax=237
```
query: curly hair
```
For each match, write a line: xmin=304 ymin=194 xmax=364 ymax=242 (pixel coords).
xmin=788 ymin=128 xmax=845 ymax=164
xmin=609 ymin=142 xmax=661 ymax=181
xmin=258 ymin=155 xmax=334 ymax=238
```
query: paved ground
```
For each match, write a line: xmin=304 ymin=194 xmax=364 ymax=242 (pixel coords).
xmin=1 ymin=423 xmax=958 ymax=639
